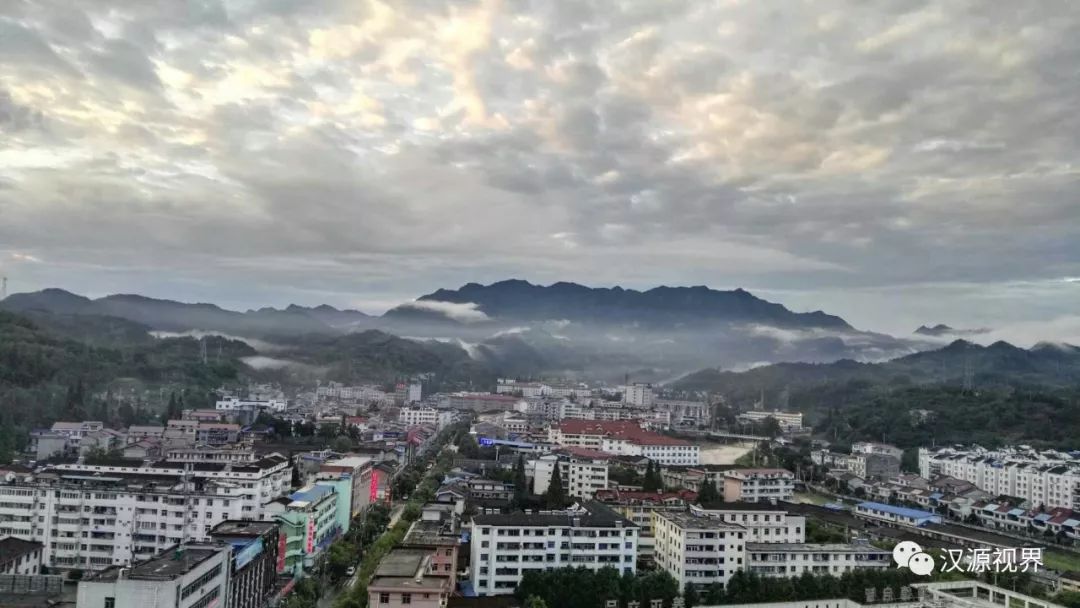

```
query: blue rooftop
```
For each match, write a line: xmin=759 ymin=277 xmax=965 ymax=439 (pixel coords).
xmin=858 ymin=501 xmax=939 ymax=520
xmin=289 ymin=484 xmax=334 ymax=503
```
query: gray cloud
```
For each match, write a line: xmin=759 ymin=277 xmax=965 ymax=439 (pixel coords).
xmin=0 ymin=1 xmax=1078 ymax=334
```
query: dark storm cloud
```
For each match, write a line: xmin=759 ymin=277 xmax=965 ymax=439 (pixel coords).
xmin=0 ymin=0 xmax=1078 ymax=334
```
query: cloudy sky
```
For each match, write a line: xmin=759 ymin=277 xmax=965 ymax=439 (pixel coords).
xmin=1 ymin=0 xmax=1077 ymax=338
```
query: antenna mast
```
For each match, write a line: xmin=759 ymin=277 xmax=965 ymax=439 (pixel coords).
xmin=1 ymin=276 xmax=7 ymax=300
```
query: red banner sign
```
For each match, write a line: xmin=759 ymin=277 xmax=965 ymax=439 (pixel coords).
xmin=277 ymin=530 xmax=287 ymax=573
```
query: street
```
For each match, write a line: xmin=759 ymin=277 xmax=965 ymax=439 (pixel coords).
xmin=316 ymin=503 xmax=406 ymax=608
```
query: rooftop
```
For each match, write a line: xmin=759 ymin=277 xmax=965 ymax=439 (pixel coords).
xmin=209 ymin=520 xmax=279 ymax=538
xmin=746 ymin=542 xmax=889 ymax=553
xmin=323 ymin=456 xmax=374 ymax=468
xmin=472 ymin=501 xmax=636 ymax=528
xmin=556 ymin=420 xmax=691 ymax=446
xmin=858 ymin=501 xmax=940 ymax=520
xmin=375 ymin=548 xmax=430 ymax=577
xmin=90 ymin=544 xmax=225 ymax=582
xmin=370 ymin=548 xmax=451 ymax=592
xmin=0 ymin=538 xmax=41 ymax=565
xmin=655 ymin=510 xmax=745 ymax=530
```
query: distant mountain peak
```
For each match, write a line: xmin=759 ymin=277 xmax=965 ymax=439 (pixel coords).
xmin=915 ymin=324 xmax=990 ymax=338
xmin=403 ymin=279 xmax=853 ymax=330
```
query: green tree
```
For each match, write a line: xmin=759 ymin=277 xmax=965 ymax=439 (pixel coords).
xmin=1054 ymin=591 xmax=1080 ymax=608
xmin=684 ymin=583 xmax=700 ymax=608
xmin=513 ymin=454 xmax=528 ymax=505
xmin=326 ymin=541 xmax=357 ymax=581
xmin=697 ymin=479 xmax=720 ymax=506
xmin=333 ymin=436 xmax=354 ymax=453
xmin=524 ymin=596 xmax=549 ymax=608
xmin=545 ymin=464 xmax=567 ymax=508
xmin=643 ymin=461 xmax=662 ymax=492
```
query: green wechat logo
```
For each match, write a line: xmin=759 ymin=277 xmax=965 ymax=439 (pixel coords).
xmin=893 ymin=541 xmax=935 ymax=576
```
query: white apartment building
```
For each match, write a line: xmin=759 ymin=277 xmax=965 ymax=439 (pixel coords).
xmin=77 ymin=542 xmax=231 ymax=608
xmin=496 ymin=380 xmax=548 ymax=398
xmin=852 ymin=442 xmax=904 ymax=460
xmin=317 ymin=383 xmax=391 ymax=403
xmin=653 ymin=510 xmax=746 ymax=589
xmin=736 ymin=410 xmax=804 ymax=433
xmin=689 ymin=503 xmax=806 ymax=544
xmin=919 ymin=446 xmax=1080 ymax=511
xmin=407 ymin=382 xmax=423 ymax=404
xmin=529 ymin=451 xmax=610 ymax=500
xmin=723 ymin=469 xmax=796 ymax=503
xmin=469 ymin=503 xmax=637 ymax=595
xmin=654 ymin=511 xmax=890 ymax=590
xmin=496 ymin=380 xmax=591 ymax=400
xmin=0 ymin=455 xmax=291 ymax=570
xmin=622 ymin=383 xmax=654 ymax=408
xmin=548 ymin=420 xmax=699 ymax=466
xmin=215 ymin=396 xmax=287 ymax=412
xmin=655 ymin=399 xmax=711 ymax=427
xmin=746 ymin=542 xmax=890 ymax=577
xmin=399 ymin=407 xmax=454 ymax=429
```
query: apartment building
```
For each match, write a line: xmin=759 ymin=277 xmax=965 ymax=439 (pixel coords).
xmin=165 ymin=446 xmax=259 ymax=464
xmin=399 ymin=407 xmax=454 ymax=430
xmin=269 ymin=484 xmax=342 ymax=576
xmin=496 ymin=380 xmax=592 ymax=400
xmin=654 ymin=399 xmax=711 ymax=427
xmin=0 ymin=454 xmax=291 ymax=570
xmin=0 ymin=537 xmax=42 ymax=575
xmin=723 ymin=469 xmax=795 ymax=502
xmin=77 ymin=542 xmax=231 ymax=608
xmin=215 ymin=395 xmax=287 ymax=412
xmin=548 ymin=420 xmax=699 ymax=466
xmin=689 ymin=502 xmax=806 ymax=543
xmin=469 ymin=502 xmax=638 ymax=595
xmin=653 ymin=511 xmax=889 ymax=590
xmin=195 ymin=423 xmax=241 ymax=446
xmin=736 ymin=410 xmax=804 ymax=433
xmin=368 ymin=548 xmax=453 ymax=608
xmin=594 ymin=490 xmax=696 ymax=563
xmin=209 ymin=520 xmax=282 ymax=608
xmin=746 ymin=542 xmax=890 ymax=577
xmin=919 ymin=446 xmax=1080 ymax=510
xmin=442 ymin=393 xmax=523 ymax=413
xmin=529 ymin=449 xmax=610 ymax=500
xmin=622 ymin=383 xmax=655 ymax=408
xmin=652 ymin=510 xmax=746 ymax=589
xmin=854 ymin=502 xmax=942 ymax=528
xmin=318 ymin=456 xmax=375 ymax=518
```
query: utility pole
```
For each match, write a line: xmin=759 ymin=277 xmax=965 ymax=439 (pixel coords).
xmin=0 ymin=276 xmax=6 ymax=300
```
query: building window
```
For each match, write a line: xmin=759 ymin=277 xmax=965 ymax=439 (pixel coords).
xmin=104 ymin=599 xmax=115 ymax=608
xmin=379 ymin=593 xmax=390 ymax=604
xmin=402 ymin=593 xmax=412 ymax=604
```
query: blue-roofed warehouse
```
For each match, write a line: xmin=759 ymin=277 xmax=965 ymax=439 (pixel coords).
xmin=855 ymin=501 xmax=942 ymax=527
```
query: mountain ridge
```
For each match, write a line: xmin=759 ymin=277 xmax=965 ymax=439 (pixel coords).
xmin=398 ymin=279 xmax=852 ymax=330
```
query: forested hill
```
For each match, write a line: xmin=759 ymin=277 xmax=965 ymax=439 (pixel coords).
xmin=0 ymin=310 xmax=253 ymax=460
xmin=678 ymin=339 xmax=1080 ymax=449
xmin=676 ymin=339 xmax=1080 ymax=397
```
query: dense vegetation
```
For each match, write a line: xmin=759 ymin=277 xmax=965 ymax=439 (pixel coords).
xmin=678 ymin=340 xmax=1080 ymax=448
xmin=513 ymin=565 xmax=977 ymax=608
xmin=0 ymin=310 xmax=251 ymax=460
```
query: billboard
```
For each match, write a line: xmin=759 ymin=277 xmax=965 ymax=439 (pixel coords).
xmin=234 ymin=538 xmax=264 ymax=570
xmin=370 ymin=469 xmax=379 ymax=502
xmin=305 ymin=518 xmax=316 ymax=553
